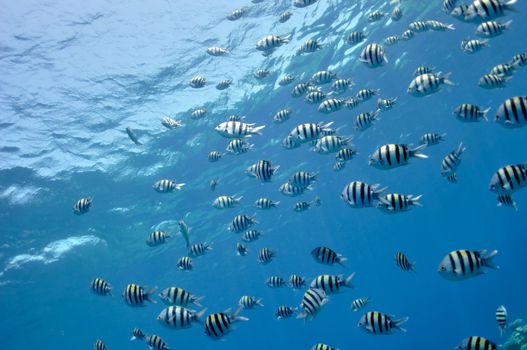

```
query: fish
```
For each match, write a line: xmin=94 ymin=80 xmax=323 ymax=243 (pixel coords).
xmin=226 ymin=139 xmax=253 ymax=154
xmin=305 ymin=91 xmax=327 ymax=104
xmin=441 ymin=142 xmax=466 ymax=175
xmin=341 ymin=181 xmax=387 ymax=208
xmin=256 ymin=35 xmax=290 ymax=51
xmin=443 ymin=0 xmax=458 ymax=13
xmin=368 ymin=11 xmax=388 ymax=22
xmin=282 ymin=135 xmax=301 ymax=150
xmin=408 ymin=21 xmax=433 ymax=32
xmin=297 ymin=39 xmax=323 ymax=54
xmin=394 ymin=252 xmax=416 ymax=272
xmin=146 ymin=231 xmax=170 ymax=247
xmin=347 ymin=31 xmax=367 ymax=45
xmin=496 ymin=305 xmax=508 ymax=335
xmin=273 ymin=108 xmax=292 ymax=123
xmin=239 ymin=296 xmax=264 ymax=309
xmin=279 ymin=74 xmax=296 ymax=86
xmin=289 ymin=171 xmax=318 ymax=188
xmin=242 ymin=230 xmax=263 ymax=242
xmin=378 ymin=194 xmax=423 ymax=213
xmin=226 ymin=115 xmax=245 ymax=122
xmin=310 ymin=273 xmax=355 ymax=293
xmin=369 ymin=144 xmax=428 ymax=169
xmin=153 ymin=179 xmax=185 ymax=193
xmin=279 ymin=182 xmax=311 ymax=196
xmin=228 ymin=214 xmax=258 ymax=233
xmin=130 ymin=327 xmax=145 ymax=341
xmin=358 ymin=311 xmax=409 ymax=334
xmin=359 ymin=43 xmax=388 ymax=67
xmin=204 ymin=308 xmax=248 ymax=339
xmin=413 ymin=66 xmax=435 ymax=76
xmin=145 ymin=334 xmax=170 ymax=350
xmin=456 ymin=336 xmax=497 ymax=350
xmin=297 ymin=288 xmax=329 ymax=320
xmin=212 ymin=195 xmax=242 ymax=209
xmin=227 ymin=8 xmax=246 ymax=21
xmin=314 ymin=135 xmax=353 ymax=154
xmin=356 ymin=88 xmax=380 ymax=101
xmin=453 ymin=104 xmax=490 ymax=122
xmin=377 ymin=97 xmax=397 ymax=111
xmin=275 ymin=306 xmax=296 ymax=319
xmin=407 ymin=72 xmax=454 ymax=96
xmin=91 ymin=278 xmax=111 ymax=296
xmin=450 ymin=4 xmax=472 ymax=20
xmin=255 ymin=198 xmax=280 ymax=209
xmin=476 ymin=20 xmax=512 ymax=37
xmin=355 ymin=111 xmax=380 ymax=130
xmin=291 ymin=82 xmax=314 ymax=97
xmin=279 ymin=11 xmax=292 ymax=23
xmin=401 ymin=29 xmax=414 ymax=40
xmin=427 ymin=20 xmax=455 ymax=31
xmin=318 ymin=98 xmax=355 ymax=114
xmin=510 ymin=52 xmax=527 ymax=66
xmin=158 ymin=287 xmax=203 ymax=307
xmin=177 ymin=256 xmax=193 ymax=271
xmin=258 ymin=247 xmax=276 ymax=264
xmin=490 ymin=63 xmax=516 ymax=77
xmin=288 ymin=274 xmax=307 ymax=289
xmin=331 ymin=78 xmax=354 ymax=93
xmin=161 ymin=116 xmax=183 ymax=129
xmin=489 ymin=164 xmax=527 ymax=194
xmin=311 ymin=70 xmax=337 ymax=85
xmin=289 ymin=122 xmax=335 ymax=143
xmin=311 ymin=246 xmax=347 ymax=265
xmin=189 ymin=242 xmax=213 ymax=257
xmin=334 ymin=161 xmax=346 ymax=171
xmin=208 ymin=151 xmax=223 ymax=162
xmin=126 ymin=127 xmax=142 ymax=145
xmin=465 ymin=0 xmax=517 ymax=20
xmin=497 ymin=194 xmax=518 ymax=210
xmin=189 ymin=76 xmax=206 ymax=88
xmin=94 ymin=339 xmax=107 ymax=350
xmin=215 ymin=121 xmax=265 ymax=138
xmin=311 ymin=344 xmax=339 ymax=350
xmin=384 ymin=35 xmax=400 ymax=46
xmin=461 ymin=39 xmax=489 ymax=53
xmin=294 ymin=197 xmax=320 ymax=212
xmin=478 ymin=73 xmax=509 ymax=89
xmin=336 ymin=148 xmax=358 ymax=162
xmin=178 ymin=219 xmax=191 ymax=249
xmin=392 ymin=6 xmax=402 ymax=20
xmin=494 ymin=96 xmax=527 ymax=128
xmin=294 ymin=0 xmax=318 ymax=8
xmin=420 ymin=132 xmax=446 ymax=146
xmin=216 ymin=79 xmax=233 ymax=90
xmin=122 ymin=284 xmax=157 ymax=306
xmin=351 ymin=297 xmax=371 ymax=312
xmin=254 ymin=69 xmax=270 ymax=79
xmin=266 ymin=276 xmax=286 ymax=287
xmin=438 ymin=249 xmax=499 ymax=281
xmin=206 ymin=47 xmax=229 ymax=56
xmin=157 ymin=306 xmax=207 ymax=329
xmin=251 ymin=160 xmax=279 ymax=182
xmin=73 ymin=197 xmax=92 ymax=214
xmin=236 ymin=243 xmax=248 ymax=256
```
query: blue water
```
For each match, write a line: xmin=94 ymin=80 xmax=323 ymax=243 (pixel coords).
xmin=1 ymin=0 xmax=526 ymax=349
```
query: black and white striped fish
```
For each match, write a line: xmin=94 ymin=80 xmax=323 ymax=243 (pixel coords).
xmin=237 ymin=243 xmax=248 ymax=256
xmin=73 ymin=197 xmax=92 ymax=214
xmin=123 ymin=284 xmax=157 ymax=306
xmin=495 ymin=96 xmax=527 ymax=128
xmin=391 ymin=6 xmax=402 ymax=20
xmin=215 ymin=121 xmax=265 ymax=138
xmin=157 ymin=306 xmax=206 ymax=329
xmin=206 ymin=47 xmax=229 ymax=56
xmin=266 ymin=276 xmax=286 ymax=287
xmin=258 ymin=248 xmax=276 ymax=264
xmin=401 ymin=29 xmax=414 ymax=40
xmin=368 ymin=11 xmax=388 ymax=22
xmin=394 ymin=252 xmax=416 ymax=272
xmin=212 ymin=195 xmax=242 ymax=209
xmin=453 ymin=104 xmax=489 ymax=122
xmin=227 ymin=139 xmax=253 ymax=154
xmin=94 ymin=339 xmax=107 ymax=350
xmin=336 ymin=148 xmax=357 ymax=162
xmin=497 ymin=194 xmax=518 ymax=210
xmin=457 ymin=336 xmax=497 ymax=350
xmin=253 ymin=160 xmax=279 ymax=182
xmin=331 ymin=78 xmax=354 ymax=93
xmin=359 ymin=43 xmax=387 ymax=67
xmin=310 ymin=273 xmax=355 ymax=293
xmin=158 ymin=287 xmax=203 ymax=306
xmin=289 ymin=171 xmax=318 ymax=188
xmin=496 ymin=305 xmax=508 ymax=335
xmin=208 ymin=151 xmax=222 ymax=162
xmin=254 ymin=69 xmax=270 ymax=79
xmin=294 ymin=197 xmax=320 ymax=212
xmin=314 ymin=135 xmax=352 ymax=154
xmin=189 ymin=76 xmax=206 ymax=88
xmin=369 ymin=144 xmax=428 ymax=169
xmin=204 ymin=309 xmax=248 ymax=339
xmin=407 ymin=72 xmax=454 ymax=96
xmin=478 ymin=73 xmax=509 ymax=89
xmin=305 ymin=91 xmax=327 ymax=104
xmin=510 ymin=52 xmax=527 ymax=66
xmin=146 ymin=231 xmax=170 ymax=247
xmin=297 ymin=288 xmax=329 ymax=320
xmin=239 ymin=295 xmax=264 ymax=309
xmin=408 ymin=21 xmax=432 ymax=32
xmin=311 ymin=70 xmax=337 ymax=85
xmin=297 ymin=39 xmax=323 ymax=54
xmin=275 ymin=306 xmax=296 ymax=319
xmin=461 ymin=39 xmax=489 ymax=53
xmin=191 ymin=108 xmax=206 ymax=120
xmin=318 ymin=98 xmax=351 ymax=114
xmin=291 ymin=82 xmax=314 ymax=97
xmin=311 ymin=343 xmax=338 ymax=350
xmin=130 ymin=327 xmax=145 ymax=341
xmin=489 ymin=163 xmax=527 ymax=194
xmin=279 ymin=182 xmax=311 ymax=196
xmin=145 ymin=334 xmax=170 ymax=350
xmin=377 ymin=97 xmax=397 ymax=111
xmin=356 ymin=88 xmax=380 ymax=101
xmin=294 ymin=0 xmax=318 ymax=8
xmin=490 ymin=63 xmax=516 ymax=77
xmin=242 ymin=230 xmax=262 ymax=242
xmin=91 ymin=278 xmax=112 ymax=296
xmin=414 ymin=66 xmax=435 ymax=77
xmin=355 ymin=111 xmax=380 ymax=130
xmin=161 ymin=116 xmax=183 ymax=129
xmin=465 ymin=0 xmax=517 ymax=20
xmin=227 ymin=8 xmax=245 ymax=21
xmin=279 ymin=74 xmax=295 ymax=86
xmin=177 ymin=256 xmax=193 ymax=271
xmin=153 ymin=179 xmax=185 ymax=193
xmin=189 ymin=242 xmax=213 ymax=257
xmin=289 ymin=122 xmax=334 ymax=142
xmin=311 ymin=246 xmax=347 ymax=265
xmin=351 ymin=297 xmax=371 ymax=312
xmin=443 ymin=0 xmax=458 ymax=13
xmin=256 ymin=35 xmax=290 ymax=51
xmin=279 ymin=11 xmax=292 ymax=23
xmin=438 ymin=249 xmax=499 ymax=281
xmin=255 ymin=198 xmax=280 ymax=209
xmin=450 ymin=4 xmax=472 ymax=19
xmin=341 ymin=181 xmax=387 ymax=208
xmin=384 ymin=35 xmax=400 ymax=46
xmin=347 ymin=31 xmax=367 ymax=45
xmin=228 ymin=214 xmax=258 ymax=233
xmin=476 ymin=20 xmax=512 ymax=37
xmin=427 ymin=20 xmax=455 ymax=31
xmin=226 ymin=115 xmax=244 ymax=122
xmin=378 ymin=194 xmax=423 ymax=213
xmin=441 ymin=142 xmax=466 ymax=175
xmin=288 ymin=274 xmax=307 ymax=289
xmin=216 ymin=79 xmax=232 ymax=90
xmin=420 ymin=132 xmax=446 ymax=146
xmin=273 ymin=108 xmax=292 ymax=123
xmin=359 ymin=311 xmax=408 ymax=334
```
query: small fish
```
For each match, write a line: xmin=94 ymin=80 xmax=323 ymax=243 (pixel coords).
xmin=347 ymin=31 xmax=367 ymax=45
xmin=123 ymin=284 xmax=157 ymax=306
xmin=73 ymin=197 xmax=92 ymax=214
xmin=208 ymin=151 xmax=223 ymax=162
xmin=476 ymin=20 xmax=512 ymax=37
xmin=289 ymin=121 xmax=334 ymax=143
xmin=478 ymin=73 xmax=509 ymax=89
xmin=494 ymin=96 xmax=527 ymax=128
xmin=427 ymin=20 xmax=455 ymax=31
xmin=391 ymin=6 xmax=402 ymax=20
xmin=229 ymin=214 xmax=258 ymax=233
xmin=465 ymin=0 xmax=517 ymax=20
xmin=258 ymin=247 xmax=276 ymax=264
xmin=178 ymin=219 xmax=191 ymax=249
xmin=206 ymin=47 xmax=229 ymax=56
xmin=378 ymin=194 xmax=423 ymax=213
xmin=126 ymin=127 xmax=142 ymax=145
xmin=413 ymin=66 xmax=435 ymax=77
xmin=204 ymin=309 xmax=248 ymax=339
xmin=279 ymin=182 xmax=311 ymax=196
xmin=420 ymin=132 xmax=446 ymax=146
xmin=297 ymin=39 xmax=323 ymax=54
xmin=442 ymin=0 xmax=458 ymax=13
xmin=305 ymin=91 xmax=327 ymax=104
xmin=334 ymin=161 xmax=346 ymax=171
xmin=297 ymin=288 xmax=329 ymax=320
xmin=215 ymin=121 xmax=265 ymax=138
xmin=288 ymin=274 xmax=307 ymax=289
xmin=177 ymin=256 xmax=193 ymax=271
xmin=311 ymin=70 xmax=337 ymax=85
xmin=157 ymin=306 xmax=207 ymax=329
xmin=369 ymin=144 xmax=428 ymax=169
xmin=161 ymin=116 xmax=183 ymax=129
xmin=311 ymin=246 xmax=347 ymax=266
xmin=355 ymin=111 xmax=380 ymax=130
xmin=351 ymin=297 xmax=371 ymax=312
xmin=311 ymin=344 xmax=339 ymax=350
xmin=368 ymin=11 xmax=388 ymax=22
xmin=256 ymin=35 xmax=290 ymax=51
xmin=266 ymin=276 xmax=287 ymax=287
xmin=394 ymin=252 xmax=416 ymax=272
xmin=489 ymin=164 xmax=527 ymax=193
xmin=496 ymin=305 xmax=508 ymax=335
xmin=407 ymin=72 xmax=454 ymax=96
xmin=236 ymin=242 xmax=248 ymax=256
xmin=189 ymin=242 xmax=213 ymax=257
xmin=255 ymin=198 xmax=280 ymax=209
xmin=356 ymin=88 xmax=380 ymax=101
xmin=408 ymin=21 xmax=432 ymax=32
xmin=212 ymin=195 xmax=242 ymax=209
xmin=317 ymin=98 xmax=352 ymax=114
xmin=490 ymin=63 xmax=516 ymax=77
xmin=226 ymin=115 xmax=245 ymax=122
xmin=273 ymin=108 xmax=292 ymax=123
xmin=453 ymin=104 xmax=489 ymax=122
xmin=336 ymin=148 xmax=358 ymax=162
xmin=384 ymin=35 xmax=400 ymax=46
xmin=294 ymin=0 xmax=318 ymax=8
xmin=401 ymin=29 xmax=414 ymax=40
xmin=130 ymin=327 xmax=145 ymax=341
xmin=146 ymin=231 xmax=170 ymax=247
xmin=438 ymin=249 xmax=499 ymax=281
xmin=216 ymin=79 xmax=233 ymax=90
xmin=456 ymin=336 xmax=497 ymax=350
xmin=255 ymin=69 xmax=270 ymax=79
xmin=91 ymin=278 xmax=112 ymax=296
xmin=510 ymin=52 xmax=527 ymax=67
xmin=497 ymin=194 xmax=517 ymax=210
xmin=359 ymin=43 xmax=388 ymax=67
xmin=377 ymin=97 xmax=397 ymax=111
xmin=189 ymin=76 xmax=206 ymax=88
xmin=153 ymin=179 xmax=185 ymax=193
xmin=279 ymin=11 xmax=292 ymax=23
xmin=289 ymin=171 xmax=318 ymax=188
xmin=158 ymin=287 xmax=203 ymax=306
xmin=239 ymin=295 xmax=264 ymax=309
xmin=441 ymin=142 xmax=466 ymax=175
xmin=358 ymin=311 xmax=408 ymax=334
xmin=94 ymin=339 xmax=107 ymax=350
xmin=227 ymin=139 xmax=253 ymax=154
xmin=227 ymin=8 xmax=246 ymax=21
xmin=291 ymin=82 xmax=314 ymax=97
xmin=275 ymin=306 xmax=296 ymax=319
xmin=314 ymin=135 xmax=353 ymax=154
xmin=461 ymin=39 xmax=489 ymax=53
xmin=310 ymin=273 xmax=355 ymax=293
xmin=450 ymin=4 xmax=471 ymax=20
xmin=294 ymin=197 xmax=320 ymax=212
xmin=145 ymin=334 xmax=170 ymax=350
xmin=341 ymin=181 xmax=387 ymax=208
xmin=279 ymin=74 xmax=296 ymax=86
xmin=242 ymin=229 xmax=263 ymax=242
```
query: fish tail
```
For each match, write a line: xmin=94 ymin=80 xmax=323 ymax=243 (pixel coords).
xmin=503 ymin=20 xmax=513 ymax=29
xmin=481 ymin=107 xmax=490 ymax=121
xmin=410 ymin=144 xmax=428 ymax=159
xmin=195 ymin=307 xmax=208 ymax=321
xmin=344 ymin=272 xmax=356 ymax=288
xmin=410 ymin=194 xmax=423 ymax=207
xmin=482 ymin=250 xmax=499 ymax=270
xmin=393 ymin=316 xmax=409 ymax=332
xmin=194 ymin=295 xmax=205 ymax=307
xmin=251 ymin=125 xmax=266 ymax=135
xmin=175 ymin=183 xmax=185 ymax=190
xmin=440 ymin=72 xmax=455 ymax=86
xmin=145 ymin=286 xmax=158 ymax=304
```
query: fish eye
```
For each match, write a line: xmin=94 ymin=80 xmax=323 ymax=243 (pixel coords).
xmin=439 ymin=266 xmax=446 ymax=272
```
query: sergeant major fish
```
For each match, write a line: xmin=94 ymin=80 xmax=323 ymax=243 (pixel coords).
xmin=158 ymin=287 xmax=203 ymax=306
xmin=358 ymin=311 xmax=408 ymax=334
xmin=407 ymin=72 xmax=454 ymax=96
xmin=215 ymin=121 xmax=265 ymax=138
xmin=204 ymin=308 xmax=248 ymax=339
xmin=359 ymin=43 xmax=388 ymax=67
xmin=123 ymin=284 xmax=157 ymax=306
xmin=212 ymin=195 xmax=242 ymax=209
xmin=157 ymin=306 xmax=207 ymax=329
xmin=494 ymin=96 xmax=527 ymax=128
xmin=341 ymin=181 xmax=387 ymax=208
xmin=311 ymin=246 xmax=347 ymax=265
xmin=310 ymin=273 xmax=355 ymax=293
xmin=91 ymin=277 xmax=111 ymax=296
xmin=297 ymin=288 xmax=329 ymax=320
xmin=146 ymin=231 xmax=170 ymax=247
xmin=438 ymin=249 xmax=499 ymax=281
xmin=378 ymin=194 xmax=422 ymax=213
xmin=369 ymin=144 xmax=428 ymax=169
xmin=153 ymin=179 xmax=185 ymax=193
xmin=73 ymin=197 xmax=92 ymax=214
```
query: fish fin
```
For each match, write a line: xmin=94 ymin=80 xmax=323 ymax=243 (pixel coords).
xmin=482 ymin=250 xmax=499 ymax=269
xmin=481 ymin=108 xmax=490 ymax=121
xmin=145 ymin=286 xmax=158 ymax=303
xmin=193 ymin=296 xmax=205 ymax=307
xmin=393 ymin=317 xmax=409 ymax=332
xmin=440 ymin=72 xmax=455 ymax=86
xmin=256 ymin=298 xmax=264 ymax=307
xmin=194 ymin=307 xmax=208 ymax=322
xmin=410 ymin=194 xmax=423 ymax=207
xmin=175 ymin=183 xmax=185 ymax=190
xmin=503 ymin=20 xmax=513 ymax=29
xmin=344 ymin=272 xmax=356 ymax=288
xmin=411 ymin=144 xmax=428 ymax=158
xmin=251 ymin=125 xmax=266 ymax=135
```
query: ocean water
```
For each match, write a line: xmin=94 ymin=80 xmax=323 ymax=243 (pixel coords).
xmin=1 ymin=0 xmax=526 ymax=349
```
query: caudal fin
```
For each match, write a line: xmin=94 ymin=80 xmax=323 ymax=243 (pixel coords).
xmin=251 ymin=125 xmax=266 ymax=135
xmin=411 ymin=144 xmax=428 ymax=159
xmin=393 ymin=316 xmax=409 ymax=332
xmin=440 ymin=72 xmax=455 ymax=86
xmin=145 ymin=286 xmax=158 ymax=304
xmin=175 ymin=183 xmax=185 ymax=190
xmin=410 ymin=194 xmax=423 ymax=207
xmin=194 ymin=307 xmax=208 ymax=322
xmin=482 ymin=250 xmax=499 ymax=270
xmin=344 ymin=272 xmax=356 ymax=288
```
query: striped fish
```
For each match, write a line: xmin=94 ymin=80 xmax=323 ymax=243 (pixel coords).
xmin=489 ymin=164 xmax=527 ymax=194
xmin=279 ymin=182 xmax=311 ymax=196
xmin=122 ymin=284 xmax=157 ymax=306
xmin=298 ymin=288 xmax=329 ymax=320
xmin=177 ymin=256 xmax=193 ymax=271
xmin=266 ymin=276 xmax=286 ymax=287
xmin=369 ymin=144 xmax=428 ymax=169
xmin=334 ymin=161 xmax=346 ymax=171
xmin=476 ymin=20 xmax=512 ymax=37
xmin=206 ymin=47 xmax=228 ymax=56
xmin=384 ymin=35 xmax=400 ymax=46
xmin=189 ymin=242 xmax=213 ymax=257
xmin=311 ymin=344 xmax=339 ymax=350
xmin=278 ymin=74 xmax=295 ymax=86
xmin=461 ymin=39 xmax=489 ymax=53
xmin=253 ymin=160 xmax=279 ymax=182
xmin=391 ymin=6 xmax=402 ymax=20
xmin=212 ymin=195 xmax=242 ymax=209
xmin=161 ymin=116 xmax=183 ymax=129
xmin=73 ymin=197 xmax=92 ymax=214
xmin=414 ymin=66 xmax=435 ymax=77
xmin=239 ymin=295 xmax=264 ymax=309
xmin=441 ymin=142 xmax=466 ymax=175
xmin=226 ymin=115 xmax=244 ymax=122
xmin=145 ymin=334 xmax=170 ymax=350
xmin=289 ymin=171 xmax=317 ymax=188
xmin=347 ymin=31 xmax=367 ymax=45
xmin=94 ymin=339 xmax=107 ymax=350
xmin=258 ymin=248 xmax=276 ymax=264
xmin=355 ymin=111 xmax=380 ymax=130
xmin=378 ymin=194 xmax=423 ymax=213
xmin=204 ymin=309 xmax=248 ymax=339
xmin=294 ymin=0 xmax=318 ymax=8
xmin=275 ymin=306 xmax=296 ymax=319
xmin=289 ymin=122 xmax=334 ymax=143
xmin=291 ymin=82 xmax=313 ymax=97
xmin=478 ymin=73 xmax=509 ymax=89
xmin=331 ymin=78 xmax=354 ymax=93
xmin=394 ymin=252 xmax=416 ymax=272
xmin=401 ymin=29 xmax=414 ymax=40
xmin=457 ymin=336 xmax=497 ymax=350
xmin=254 ymin=69 xmax=270 ymax=79
xmin=494 ymin=96 xmax=527 ymax=128
xmin=216 ymin=79 xmax=232 ymax=90
xmin=490 ymin=63 xmax=515 ymax=77
xmin=341 ymin=181 xmax=387 ymax=208
xmin=158 ymin=287 xmax=203 ymax=306
xmin=215 ymin=121 xmax=265 ymax=138
xmin=510 ymin=52 xmax=527 ymax=66
xmin=465 ymin=0 xmax=517 ymax=20
xmin=377 ymin=97 xmax=397 ymax=111
xmin=256 ymin=35 xmax=289 ymax=51
xmin=438 ymin=249 xmax=499 ymax=281
xmin=318 ymin=98 xmax=350 ymax=114
xmin=279 ymin=11 xmax=292 ymax=23
xmin=237 ymin=243 xmax=248 ymax=256
xmin=443 ymin=0 xmax=458 ymax=13
xmin=297 ymin=39 xmax=323 ymax=54
xmin=273 ymin=108 xmax=292 ymax=123
xmin=305 ymin=91 xmax=327 ymax=104
xmin=153 ymin=179 xmax=185 ymax=193
xmin=226 ymin=139 xmax=253 ymax=154
xmin=351 ymin=297 xmax=371 ymax=312
xmin=336 ymin=148 xmax=357 ymax=162
xmin=310 ymin=273 xmax=355 ymax=293
xmin=157 ymin=306 xmax=206 ymax=329
xmin=91 ymin=278 xmax=111 ymax=295
xmin=357 ymin=88 xmax=380 ymax=101
xmin=359 ymin=311 xmax=409 ymax=334
xmin=359 ymin=43 xmax=387 ymax=67
xmin=497 ymin=194 xmax=517 ymax=210
xmin=294 ymin=199 xmax=318 ymax=212
xmin=420 ymin=132 xmax=446 ymax=146
xmin=453 ymin=104 xmax=489 ymax=122
xmin=407 ymin=72 xmax=454 ymax=96
xmin=496 ymin=305 xmax=508 ymax=335
xmin=255 ymin=198 xmax=280 ymax=209
xmin=227 ymin=8 xmax=245 ymax=21
xmin=427 ymin=20 xmax=455 ymax=31
xmin=130 ymin=327 xmax=145 ymax=341
xmin=289 ymin=274 xmax=307 ymax=289
xmin=368 ymin=11 xmax=387 ymax=22
xmin=311 ymin=70 xmax=337 ymax=85
xmin=242 ymin=229 xmax=262 ymax=242
xmin=409 ymin=21 xmax=432 ymax=32
xmin=146 ymin=231 xmax=170 ymax=247
xmin=314 ymin=135 xmax=352 ymax=154
xmin=451 ymin=4 xmax=472 ymax=19
xmin=189 ymin=76 xmax=206 ymax=88
xmin=228 ymin=214 xmax=258 ymax=233
xmin=311 ymin=246 xmax=347 ymax=265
